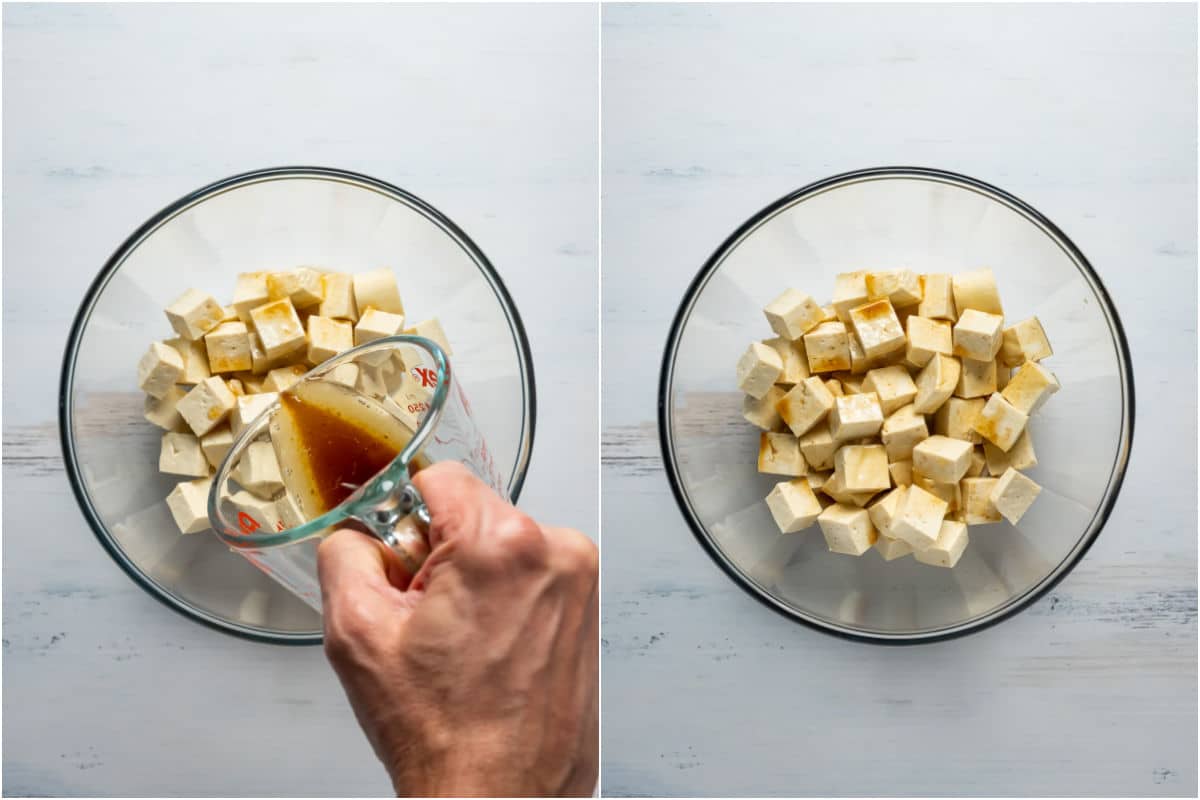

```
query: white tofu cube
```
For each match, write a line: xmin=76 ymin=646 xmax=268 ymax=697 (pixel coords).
xmin=818 ymin=504 xmax=878 ymax=556
xmin=165 ymin=288 xmax=225 ymax=341
xmin=165 ymin=337 xmax=211 ymax=384
xmin=825 ymin=379 xmax=844 ymax=397
xmin=355 ymin=308 xmax=406 ymax=366
xmin=998 ymin=316 xmax=1052 ymax=367
xmin=961 ymin=477 xmax=1001 ymax=524
xmin=267 ymin=267 xmax=324 ymax=309
xmin=913 ymin=471 xmax=961 ymax=512
xmin=307 ymin=315 xmax=354 ymax=366
xmin=912 ymin=435 xmax=974 ymax=484
xmin=951 ymin=268 xmax=1004 ymax=315
xmin=867 ymin=486 xmax=907 ymax=537
xmin=318 ymin=272 xmax=359 ymax=321
xmin=806 ymin=470 xmax=833 ymax=493
xmin=231 ymin=272 xmax=270 ymax=322
xmin=875 ymin=534 xmax=914 ymax=561
xmin=232 ymin=392 xmax=280 ymax=436
xmin=165 ymin=477 xmax=213 ymax=534
xmin=865 ymin=270 xmax=922 ymax=308
xmin=247 ymin=332 xmax=282 ymax=375
xmin=819 ymin=470 xmax=879 ymax=507
xmin=905 ymin=316 xmax=953 ymax=368
xmin=144 ymin=386 xmax=187 ymax=431
xmin=880 ymin=404 xmax=929 ymax=461
xmin=763 ymin=288 xmax=825 ymax=340
xmin=983 ymin=431 xmax=1038 ymax=474
xmin=934 ymin=397 xmax=985 ymax=444
xmin=327 ymin=362 xmax=360 ymax=388
xmin=830 ymin=392 xmax=884 ymax=441
xmin=847 ymin=328 xmax=884 ymax=374
xmin=967 ymin=448 xmax=987 ymax=477
xmin=235 ymin=440 xmax=284 ymax=499
xmin=972 ymin=393 xmax=1028 ymax=451
xmin=989 ymin=468 xmax=1042 ymax=524
xmin=249 ymin=299 xmax=307 ymax=359
xmin=276 ymin=492 xmax=306 ymax=530
xmin=765 ymin=478 xmax=823 ymax=533
xmin=889 ymin=459 xmax=913 ymax=487
xmin=758 ymin=432 xmax=807 ymax=476
xmin=819 ymin=305 xmax=838 ymax=322
xmin=264 ymin=364 xmax=308 ymax=394
xmin=736 ymin=341 xmax=784 ymax=399
xmin=835 ymin=444 xmax=890 ymax=492
xmin=996 ymin=363 xmax=1012 ymax=390
xmin=862 ymin=365 xmax=917 ymax=414
xmin=228 ymin=489 xmax=284 ymax=535
xmin=235 ymin=372 xmax=265 ymax=395
xmin=953 ymin=309 xmax=1004 ymax=361
xmin=743 ymin=385 xmax=786 ymax=430
xmin=913 ymin=354 xmax=961 ymax=414
xmin=913 ymin=520 xmax=969 ymax=568
xmin=955 ymin=357 xmax=997 ymax=399
xmin=1001 ymin=361 xmax=1060 ymax=414
xmin=848 ymin=300 xmax=906 ymax=359
xmin=831 ymin=271 xmax=870 ymax=323
xmin=176 ymin=376 xmax=237 ymax=436
xmin=918 ymin=273 xmax=957 ymax=321
xmin=799 ymin=422 xmax=837 ymax=471
xmin=407 ymin=318 xmax=453 ymax=356
xmin=159 ymin=431 xmax=209 ymax=477
xmin=836 ymin=372 xmax=864 ymax=395
xmin=778 ymin=377 xmax=835 ymax=436
xmin=137 ymin=341 xmax=184 ymax=399
xmin=353 ymin=268 xmax=405 ymax=315
xmin=889 ymin=484 xmax=949 ymax=549
xmin=219 ymin=305 xmax=240 ymax=323
xmin=201 ymin=425 xmax=235 ymax=469
xmin=803 ymin=321 xmax=852 ymax=373
xmin=763 ymin=337 xmax=809 ymax=386
xmin=204 ymin=321 xmax=253 ymax=374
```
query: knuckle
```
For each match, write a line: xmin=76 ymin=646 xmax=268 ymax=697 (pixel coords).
xmin=492 ymin=512 xmax=546 ymax=560
xmin=560 ymin=531 xmax=599 ymax=578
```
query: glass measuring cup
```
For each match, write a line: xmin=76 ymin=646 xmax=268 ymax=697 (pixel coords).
xmin=207 ymin=335 xmax=503 ymax=610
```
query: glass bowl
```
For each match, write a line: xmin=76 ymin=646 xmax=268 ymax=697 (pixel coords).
xmin=659 ymin=167 xmax=1134 ymax=643
xmin=60 ymin=167 xmax=535 ymax=644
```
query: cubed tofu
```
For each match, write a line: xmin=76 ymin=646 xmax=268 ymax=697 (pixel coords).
xmin=835 ymin=444 xmax=890 ymax=492
xmin=249 ymin=299 xmax=306 ymax=359
xmin=830 ymin=392 xmax=884 ymax=441
xmin=763 ymin=337 xmax=809 ymax=386
xmin=918 ymin=273 xmax=957 ymax=321
xmin=961 ymin=477 xmax=1002 ymax=524
xmin=231 ymin=272 xmax=270 ymax=322
xmin=825 ymin=379 xmax=844 ymax=397
xmin=407 ymin=318 xmax=453 ymax=356
xmin=889 ymin=483 xmax=949 ymax=549
xmin=165 ymin=337 xmax=211 ymax=385
xmin=765 ymin=478 xmax=823 ymax=533
xmin=204 ymin=321 xmax=253 ymax=374
xmin=875 ymin=534 xmax=914 ymax=561
xmin=955 ymin=357 xmax=997 ymax=399
xmin=913 ymin=354 xmax=961 ymax=414
xmin=137 ymin=342 xmax=184 ymax=399
xmin=219 ymin=305 xmax=240 ymax=323
xmin=913 ymin=471 xmax=961 ymax=512
xmin=952 ymin=268 xmax=1003 ymax=315
xmin=264 ymin=364 xmax=308 ymax=394
xmin=953 ymin=309 xmax=1004 ymax=361
xmin=989 ymin=467 xmax=1042 ymax=524
xmin=200 ymin=425 xmax=235 ymax=469
xmin=327 ymin=362 xmax=360 ymax=388
xmin=934 ymin=397 xmax=985 ymax=444
xmin=880 ymin=404 xmax=929 ymax=461
xmin=763 ymin=288 xmax=825 ymax=340
xmin=912 ymin=435 xmax=974 ymax=484
xmin=165 ymin=477 xmax=213 ymax=534
xmin=318 ymin=272 xmax=359 ymax=321
xmin=868 ymin=486 xmax=907 ymax=537
xmin=799 ymin=422 xmax=837 ymax=471
xmin=996 ymin=363 xmax=1012 ymax=390
xmin=165 ymin=288 xmax=225 ymax=341
xmin=737 ymin=341 xmax=784 ymax=399
xmin=232 ymin=392 xmax=280 ymax=436
xmin=818 ymin=504 xmax=878 ymax=556
xmin=983 ymin=431 xmax=1038 ymax=474
xmin=235 ymin=440 xmax=284 ymax=499
xmin=777 ymin=376 xmax=835 ymax=436
xmin=831 ymin=271 xmax=869 ymax=323
xmin=247 ymin=332 xmax=282 ymax=375
xmin=266 ymin=267 xmax=324 ymax=309
xmin=967 ymin=448 xmax=987 ymax=477
xmin=819 ymin=305 xmax=838 ymax=322
xmin=835 ymin=372 xmax=864 ymax=395
xmin=1001 ymin=361 xmax=1060 ymax=414
xmin=889 ymin=459 xmax=914 ymax=487
xmin=228 ymin=489 xmax=284 ymax=535
xmin=159 ymin=431 xmax=209 ymax=478
xmin=862 ymin=365 xmax=917 ymax=414
xmin=999 ymin=316 xmax=1053 ymax=367
xmin=847 ymin=328 xmax=884 ymax=374
xmin=865 ymin=270 xmax=922 ymax=308
xmin=803 ymin=321 xmax=852 ymax=373
xmin=806 ymin=470 xmax=833 ymax=493
xmin=819 ymin=470 xmax=879 ymax=507
xmin=355 ymin=308 xmax=406 ymax=360
xmin=758 ymin=432 xmax=808 ymax=476
xmin=144 ymin=386 xmax=187 ymax=431
xmin=848 ymin=300 xmax=906 ymax=359
xmin=744 ymin=385 xmax=786 ymax=430
xmin=176 ymin=376 xmax=237 ymax=436
xmin=353 ymin=268 xmax=405 ymax=315
xmin=972 ymin=393 xmax=1028 ymax=452
xmin=276 ymin=492 xmax=306 ymax=530
xmin=234 ymin=372 xmax=265 ymax=395
xmin=905 ymin=316 xmax=953 ymax=368
xmin=913 ymin=520 xmax=969 ymax=568
xmin=307 ymin=315 xmax=354 ymax=366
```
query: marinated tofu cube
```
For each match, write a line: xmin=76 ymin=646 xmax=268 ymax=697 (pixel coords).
xmin=835 ymin=372 xmax=864 ymax=395
xmin=355 ymin=307 xmax=406 ymax=366
xmin=830 ymin=392 xmax=884 ymax=441
xmin=913 ymin=470 xmax=961 ymax=512
xmin=836 ymin=444 xmax=890 ymax=492
xmin=219 ymin=305 xmax=240 ymax=323
xmin=247 ymin=332 xmax=281 ymax=375
xmin=137 ymin=342 xmax=184 ymax=399
xmin=744 ymin=385 xmax=786 ymax=430
xmin=763 ymin=288 xmax=825 ymax=340
xmin=765 ymin=478 xmax=823 ymax=533
xmin=912 ymin=435 xmax=974 ymax=484
xmin=913 ymin=520 xmax=969 ymax=568
xmin=165 ymin=477 xmax=213 ymax=534
xmin=307 ymin=315 xmax=354 ymax=366
xmin=868 ymin=486 xmax=907 ymax=537
xmin=996 ymin=363 xmax=1012 ymax=389
xmin=989 ymin=467 xmax=1042 ymax=524
xmin=967 ymin=448 xmax=987 ymax=477
xmin=176 ymin=376 xmax=237 ymax=436
xmin=276 ymin=492 xmax=306 ymax=530
xmin=235 ymin=440 xmax=284 ymax=499
xmin=848 ymin=299 xmax=906 ymax=359
xmin=881 ymin=403 xmax=929 ymax=460
xmin=875 ymin=534 xmax=914 ymax=561
xmin=318 ymin=272 xmax=359 ymax=321
xmin=204 ymin=321 xmax=253 ymax=374
xmin=407 ymin=318 xmax=453 ymax=356
xmin=1001 ymin=361 xmax=1060 ymax=414
xmin=831 ymin=271 xmax=869 ymax=323
xmin=778 ymin=377 xmax=835 ymax=436
xmin=825 ymin=379 xmax=844 ymax=397
xmin=758 ymin=432 xmax=807 ymax=476
xmin=165 ymin=288 xmax=225 ymax=341
xmin=165 ymin=337 xmax=211 ymax=385
xmin=889 ymin=483 xmax=949 ymax=549
xmin=263 ymin=364 xmax=308 ymax=394
xmin=763 ymin=337 xmax=809 ymax=386
xmin=234 ymin=372 xmax=265 ymax=395
xmin=159 ymin=431 xmax=209 ymax=478
xmin=961 ymin=477 xmax=1001 ymax=524
xmin=913 ymin=353 xmax=961 ymax=414
xmin=918 ymin=273 xmax=957 ymax=321
xmin=934 ymin=397 xmax=985 ymax=444
xmin=144 ymin=386 xmax=188 ymax=431
xmin=862 ymin=365 xmax=917 ymax=414
xmin=228 ymin=489 xmax=285 ymax=535
xmin=353 ymin=268 xmax=405 ymax=315
xmin=953 ymin=309 xmax=1004 ymax=361
xmin=847 ymin=329 xmax=883 ymax=374
xmin=865 ymin=270 xmax=922 ymax=308
xmin=905 ymin=316 xmax=953 ymax=368
xmin=888 ymin=459 xmax=913 ymax=487
xmin=983 ymin=431 xmax=1038 ymax=474
xmin=972 ymin=393 xmax=1028 ymax=452
xmin=736 ymin=341 xmax=784 ymax=399
xmin=231 ymin=272 xmax=270 ymax=322
xmin=200 ymin=425 xmax=235 ymax=469
xmin=803 ymin=321 xmax=852 ymax=373
xmin=232 ymin=392 xmax=280 ymax=436
xmin=819 ymin=469 xmax=880 ymax=507
xmin=799 ymin=422 xmax=837 ymax=471
xmin=266 ymin=267 xmax=324 ymax=309
xmin=249 ymin=299 xmax=306 ymax=359
xmin=818 ymin=504 xmax=878 ymax=556
xmin=951 ymin=268 xmax=1003 ymax=315
xmin=327 ymin=362 xmax=360 ymax=388
xmin=955 ymin=357 xmax=997 ymax=399
xmin=999 ymin=316 xmax=1053 ymax=367
xmin=819 ymin=305 xmax=838 ymax=322
xmin=806 ymin=470 xmax=833 ymax=493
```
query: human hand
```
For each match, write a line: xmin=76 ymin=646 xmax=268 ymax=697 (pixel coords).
xmin=318 ymin=462 xmax=599 ymax=797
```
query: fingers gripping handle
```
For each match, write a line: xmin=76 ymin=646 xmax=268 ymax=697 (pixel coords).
xmin=362 ymin=483 xmax=432 ymax=576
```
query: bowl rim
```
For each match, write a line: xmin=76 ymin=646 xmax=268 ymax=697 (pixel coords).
xmin=657 ymin=165 xmax=1136 ymax=645
xmin=58 ymin=165 xmax=538 ymax=645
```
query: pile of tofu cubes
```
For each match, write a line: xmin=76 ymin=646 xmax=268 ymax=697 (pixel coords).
xmin=736 ymin=268 xmax=1056 ymax=568
xmin=135 ymin=267 xmax=451 ymax=537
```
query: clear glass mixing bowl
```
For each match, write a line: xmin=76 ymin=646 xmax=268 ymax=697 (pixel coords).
xmin=60 ymin=167 xmax=535 ymax=643
xmin=659 ymin=167 xmax=1134 ymax=643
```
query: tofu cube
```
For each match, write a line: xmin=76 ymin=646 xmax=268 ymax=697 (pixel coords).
xmin=830 ymin=392 xmax=884 ymax=441
xmin=307 ymin=315 xmax=354 ymax=366
xmin=825 ymin=379 xmax=844 ymax=397
xmin=176 ymin=376 xmax=237 ymax=436
xmin=819 ymin=305 xmax=838 ymax=322
xmin=913 ymin=354 xmax=961 ymax=414
xmin=905 ymin=316 xmax=953 ymax=368
xmin=144 ymin=386 xmax=187 ymax=431
xmin=759 ymin=432 xmax=807 ymax=476
xmin=249 ymin=299 xmax=306 ymax=359
xmin=743 ymin=385 xmax=786 ymax=430
xmin=165 ymin=477 xmax=213 ymax=534
xmin=835 ymin=444 xmax=890 ymax=492
xmin=803 ymin=321 xmax=852 ymax=373
xmin=889 ymin=459 xmax=913 ymax=487
xmin=984 ymin=431 xmax=1038 ymax=474
xmin=867 ymin=486 xmax=907 ymax=537
xmin=875 ymin=534 xmax=914 ymax=561
xmin=799 ymin=422 xmax=837 ymax=471
xmin=913 ymin=520 xmax=969 ymax=568
xmin=819 ymin=470 xmax=879 ymax=507
xmin=137 ymin=342 xmax=184 ymax=399
xmin=204 ymin=321 xmax=253 ymax=374
xmin=355 ymin=308 xmax=407 ymax=368
xmin=318 ymin=272 xmax=359 ymax=321
xmin=951 ymin=268 xmax=1004 ymax=315
xmin=763 ymin=337 xmax=809 ymax=386
xmin=848 ymin=300 xmax=906 ymax=359
xmin=159 ymin=432 xmax=209 ymax=478
xmin=777 ymin=377 xmax=835 ymax=436
xmin=847 ymin=328 xmax=884 ymax=374
xmin=276 ymin=492 xmax=306 ymax=530
xmin=836 ymin=372 xmax=864 ymax=395
xmin=918 ymin=273 xmax=957 ymax=321
xmin=232 ymin=392 xmax=280 ymax=436
xmin=763 ymin=288 xmax=825 ymax=340
xmin=880 ymin=404 xmax=929 ymax=460
xmin=912 ymin=435 xmax=974 ymax=483
xmin=972 ymin=393 xmax=1028 ymax=451
xmin=353 ymin=268 xmax=405 ymax=315
xmin=862 ymin=365 xmax=917 ymax=414
xmin=806 ymin=470 xmax=833 ymax=493
xmin=865 ymin=270 xmax=922 ymax=308
xmin=989 ymin=468 xmax=1042 ymax=524
xmin=961 ymin=477 xmax=1002 ymax=524
xmin=247 ymin=332 xmax=282 ymax=375
xmin=889 ymin=484 xmax=949 ymax=549
xmin=913 ymin=471 xmax=961 ymax=512
xmin=219 ymin=305 xmax=240 ymax=323
xmin=231 ymin=272 xmax=270 ymax=322
xmin=817 ymin=504 xmax=878 ymax=556
xmin=266 ymin=267 xmax=324 ymax=309
xmin=407 ymin=318 xmax=453 ymax=356
xmin=165 ymin=337 xmax=211 ymax=384
xmin=1001 ymin=361 xmax=1061 ymax=414
xmin=234 ymin=372 xmax=265 ymax=395
xmin=165 ymin=288 xmax=225 ymax=341
xmin=996 ymin=363 xmax=1012 ymax=390
xmin=327 ymin=362 xmax=360 ymax=388
xmin=765 ymin=478 xmax=823 ymax=533
xmin=235 ymin=440 xmax=284 ymax=499
xmin=228 ymin=489 xmax=285 ymax=535
xmin=934 ymin=397 xmax=985 ymax=444
xmin=967 ymin=448 xmax=987 ymax=477
xmin=999 ymin=316 xmax=1053 ymax=367
xmin=955 ymin=357 xmax=997 ymax=399
xmin=737 ymin=341 xmax=784 ymax=399
xmin=200 ymin=425 xmax=235 ymax=469
xmin=953 ymin=309 xmax=1004 ymax=361
xmin=831 ymin=271 xmax=870 ymax=323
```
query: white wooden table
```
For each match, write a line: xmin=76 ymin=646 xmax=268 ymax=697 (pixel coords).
xmin=601 ymin=4 xmax=1196 ymax=796
xmin=2 ymin=5 xmax=597 ymax=795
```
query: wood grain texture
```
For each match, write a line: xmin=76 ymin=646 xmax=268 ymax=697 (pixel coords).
xmin=601 ymin=3 xmax=1196 ymax=796
xmin=3 ymin=4 xmax=597 ymax=795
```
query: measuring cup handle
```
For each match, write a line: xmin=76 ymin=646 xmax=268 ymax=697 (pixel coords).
xmin=376 ymin=514 xmax=431 ymax=576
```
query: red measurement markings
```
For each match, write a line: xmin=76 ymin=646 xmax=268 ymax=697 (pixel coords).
xmin=237 ymin=512 xmax=261 ymax=534
xmin=412 ymin=367 xmax=438 ymax=388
